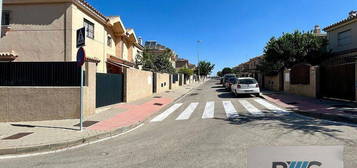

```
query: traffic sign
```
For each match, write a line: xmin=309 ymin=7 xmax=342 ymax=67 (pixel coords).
xmin=77 ymin=47 xmax=86 ymax=67
xmin=76 ymin=27 xmax=85 ymax=48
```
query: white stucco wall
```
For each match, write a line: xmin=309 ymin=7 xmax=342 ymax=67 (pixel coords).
xmin=0 ymin=3 xmax=70 ymax=61
xmin=327 ymin=20 xmax=357 ymax=53
xmin=71 ymin=4 xmax=115 ymax=73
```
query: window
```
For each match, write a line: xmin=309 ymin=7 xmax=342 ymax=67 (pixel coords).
xmin=84 ymin=19 xmax=94 ymax=39
xmin=337 ymin=29 xmax=352 ymax=47
xmin=107 ymin=35 xmax=112 ymax=47
xmin=1 ymin=11 xmax=10 ymax=26
xmin=238 ymin=79 xmax=257 ymax=84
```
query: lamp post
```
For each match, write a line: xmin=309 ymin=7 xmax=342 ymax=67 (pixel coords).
xmin=196 ymin=40 xmax=201 ymax=81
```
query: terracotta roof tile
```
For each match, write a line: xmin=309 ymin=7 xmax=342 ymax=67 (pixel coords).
xmin=85 ymin=57 xmax=100 ymax=63
xmin=324 ymin=15 xmax=357 ymax=31
xmin=76 ymin=0 xmax=109 ymax=22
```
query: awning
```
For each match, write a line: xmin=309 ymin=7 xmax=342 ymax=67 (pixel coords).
xmin=107 ymin=56 xmax=135 ymax=68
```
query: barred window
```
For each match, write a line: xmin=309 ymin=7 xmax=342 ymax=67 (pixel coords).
xmin=84 ymin=19 xmax=94 ymax=39
xmin=1 ymin=11 xmax=10 ymax=26
xmin=338 ymin=29 xmax=352 ymax=47
xmin=107 ymin=35 xmax=112 ymax=47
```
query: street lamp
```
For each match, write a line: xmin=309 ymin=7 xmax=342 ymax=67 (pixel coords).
xmin=196 ymin=40 xmax=201 ymax=81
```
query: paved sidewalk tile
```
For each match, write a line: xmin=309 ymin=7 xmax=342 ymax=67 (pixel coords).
xmin=261 ymin=91 xmax=357 ymax=122
xmin=88 ymin=98 xmax=172 ymax=131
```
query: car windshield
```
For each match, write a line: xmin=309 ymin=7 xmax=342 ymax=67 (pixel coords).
xmin=224 ymin=75 xmax=235 ymax=79
xmin=228 ymin=78 xmax=237 ymax=83
xmin=239 ymin=79 xmax=257 ymax=84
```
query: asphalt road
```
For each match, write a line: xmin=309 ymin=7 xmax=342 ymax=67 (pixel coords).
xmin=2 ymin=79 xmax=357 ymax=168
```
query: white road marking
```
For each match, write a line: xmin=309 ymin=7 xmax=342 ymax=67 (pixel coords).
xmin=223 ymin=101 xmax=239 ymax=118
xmin=239 ymin=100 xmax=264 ymax=115
xmin=254 ymin=99 xmax=289 ymax=113
xmin=176 ymin=102 xmax=199 ymax=120
xmin=202 ymin=101 xmax=215 ymax=119
xmin=151 ymin=103 xmax=183 ymax=122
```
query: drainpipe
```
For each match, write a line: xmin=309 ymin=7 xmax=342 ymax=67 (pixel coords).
xmin=0 ymin=0 xmax=3 ymax=36
xmin=64 ymin=7 xmax=67 ymax=61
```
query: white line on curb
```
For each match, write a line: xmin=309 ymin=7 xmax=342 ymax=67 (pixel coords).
xmin=0 ymin=123 xmax=144 ymax=160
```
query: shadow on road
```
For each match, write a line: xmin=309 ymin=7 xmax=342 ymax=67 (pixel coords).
xmin=214 ymin=113 xmax=357 ymax=143
xmin=217 ymin=90 xmax=256 ymax=99
xmin=216 ymin=88 xmax=228 ymax=92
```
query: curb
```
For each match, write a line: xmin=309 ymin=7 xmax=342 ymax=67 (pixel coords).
xmin=0 ymin=121 xmax=143 ymax=157
xmin=0 ymin=81 xmax=204 ymax=158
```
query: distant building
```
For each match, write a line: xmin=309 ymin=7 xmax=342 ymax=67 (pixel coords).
xmin=144 ymin=41 xmax=177 ymax=68
xmin=233 ymin=55 xmax=263 ymax=78
xmin=312 ymin=25 xmax=327 ymax=38
xmin=175 ymin=58 xmax=189 ymax=69
xmin=188 ymin=63 xmax=196 ymax=70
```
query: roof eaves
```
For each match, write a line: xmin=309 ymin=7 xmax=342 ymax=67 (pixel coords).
xmin=75 ymin=0 xmax=109 ymax=22
xmin=323 ymin=16 xmax=357 ymax=31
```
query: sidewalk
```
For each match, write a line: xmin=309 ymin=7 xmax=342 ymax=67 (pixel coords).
xmin=261 ymin=90 xmax=357 ymax=124
xmin=0 ymin=81 xmax=204 ymax=156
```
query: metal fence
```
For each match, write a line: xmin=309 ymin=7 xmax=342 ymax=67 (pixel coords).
xmin=173 ymin=74 xmax=179 ymax=83
xmin=290 ymin=63 xmax=310 ymax=85
xmin=96 ymin=73 xmax=123 ymax=108
xmin=0 ymin=62 xmax=81 ymax=86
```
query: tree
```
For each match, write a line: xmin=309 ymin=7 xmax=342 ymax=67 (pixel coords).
xmin=137 ymin=48 xmax=176 ymax=74
xmin=217 ymin=71 xmax=222 ymax=77
xmin=178 ymin=67 xmax=194 ymax=76
xmin=195 ymin=61 xmax=215 ymax=76
xmin=258 ymin=30 xmax=331 ymax=75
xmin=221 ymin=67 xmax=233 ymax=75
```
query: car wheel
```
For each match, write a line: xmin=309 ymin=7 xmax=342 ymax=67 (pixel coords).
xmin=254 ymin=93 xmax=260 ymax=97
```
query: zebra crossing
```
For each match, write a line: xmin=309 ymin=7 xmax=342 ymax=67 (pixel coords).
xmin=150 ymin=98 xmax=289 ymax=122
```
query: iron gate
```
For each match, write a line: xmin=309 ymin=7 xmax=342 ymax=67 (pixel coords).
xmin=96 ymin=73 xmax=123 ymax=108
xmin=320 ymin=56 xmax=356 ymax=101
xmin=152 ymin=72 xmax=157 ymax=93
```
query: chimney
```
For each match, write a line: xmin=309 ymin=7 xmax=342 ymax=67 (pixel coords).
xmin=349 ymin=10 xmax=357 ymax=18
xmin=138 ymin=36 xmax=143 ymax=45
xmin=313 ymin=25 xmax=321 ymax=34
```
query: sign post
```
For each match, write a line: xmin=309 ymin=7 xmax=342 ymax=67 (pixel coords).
xmin=76 ymin=27 xmax=86 ymax=131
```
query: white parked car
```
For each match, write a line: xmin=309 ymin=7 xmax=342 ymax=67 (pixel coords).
xmin=231 ymin=77 xmax=260 ymax=97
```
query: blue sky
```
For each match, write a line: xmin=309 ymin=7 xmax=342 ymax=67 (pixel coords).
xmin=87 ymin=0 xmax=357 ymax=75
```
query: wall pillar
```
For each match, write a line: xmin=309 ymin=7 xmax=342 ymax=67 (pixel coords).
xmin=310 ymin=66 xmax=317 ymax=98
xmin=83 ymin=61 xmax=97 ymax=118
xmin=283 ymin=69 xmax=290 ymax=92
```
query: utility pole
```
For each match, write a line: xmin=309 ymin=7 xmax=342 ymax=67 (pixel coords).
xmin=196 ymin=40 xmax=201 ymax=81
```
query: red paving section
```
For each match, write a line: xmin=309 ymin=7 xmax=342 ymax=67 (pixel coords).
xmin=88 ymin=98 xmax=173 ymax=131
xmin=262 ymin=94 xmax=343 ymax=115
